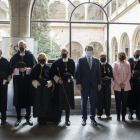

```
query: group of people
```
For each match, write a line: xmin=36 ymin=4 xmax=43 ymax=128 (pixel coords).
xmin=0 ymin=41 xmax=140 ymax=127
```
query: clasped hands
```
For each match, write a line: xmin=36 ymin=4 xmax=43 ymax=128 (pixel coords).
xmin=19 ymin=67 xmax=27 ymax=73
xmin=119 ymin=82 xmax=125 ymax=89
xmin=37 ymin=82 xmax=48 ymax=87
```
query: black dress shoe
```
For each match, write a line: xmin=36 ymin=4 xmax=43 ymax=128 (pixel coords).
xmin=65 ymin=120 xmax=71 ymax=126
xmin=136 ymin=115 xmax=140 ymax=120
xmin=128 ymin=114 xmax=133 ymax=120
xmin=81 ymin=120 xmax=86 ymax=126
xmin=1 ymin=120 xmax=6 ymax=125
xmin=54 ymin=120 xmax=61 ymax=125
xmin=107 ymin=116 xmax=112 ymax=120
xmin=91 ymin=120 xmax=97 ymax=126
xmin=14 ymin=119 xmax=21 ymax=127
xmin=117 ymin=116 xmax=120 ymax=121
xmin=26 ymin=119 xmax=33 ymax=126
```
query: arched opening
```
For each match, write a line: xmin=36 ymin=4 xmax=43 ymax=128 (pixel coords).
xmin=66 ymin=41 xmax=83 ymax=63
xmin=89 ymin=42 xmax=103 ymax=58
xmin=135 ymin=28 xmax=140 ymax=49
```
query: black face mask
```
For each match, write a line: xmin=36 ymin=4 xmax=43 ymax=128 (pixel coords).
xmin=61 ymin=53 xmax=67 ymax=58
xmin=100 ymin=57 xmax=106 ymax=63
xmin=39 ymin=59 xmax=45 ymax=64
xmin=19 ymin=47 xmax=24 ymax=52
xmin=119 ymin=55 xmax=125 ymax=61
xmin=134 ymin=54 xmax=139 ymax=59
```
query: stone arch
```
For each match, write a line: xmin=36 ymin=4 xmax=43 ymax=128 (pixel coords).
xmin=89 ymin=42 xmax=103 ymax=58
xmin=66 ymin=41 xmax=83 ymax=63
xmin=120 ymin=32 xmax=130 ymax=57
xmin=49 ymin=1 xmax=66 ymax=19
xmin=111 ymin=37 xmax=118 ymax=63
xmin=87 ymin=3 xmax=103 ymax=20
xmin=68 ymin=1 xmax=85 ymax=20
xmin=0 ymin=0 xmax=9 ymax=20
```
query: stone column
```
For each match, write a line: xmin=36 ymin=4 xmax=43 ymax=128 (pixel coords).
xmin=8 ymin=0 xmax=33 ymax=37
xmin=116 ymin=0 xmax=118 ymax=15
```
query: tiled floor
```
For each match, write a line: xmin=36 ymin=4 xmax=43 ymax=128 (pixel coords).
xmin=0 ymin=115 xmax=140 ymax=140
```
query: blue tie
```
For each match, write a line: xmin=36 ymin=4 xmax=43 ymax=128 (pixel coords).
xmin=88 ymin=57 xmax=91 ymax=70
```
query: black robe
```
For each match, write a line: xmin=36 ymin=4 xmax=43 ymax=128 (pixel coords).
xmin=128 ymin=58 xmax=140 ymax=110
xmin=96 ymin=62 xmax=113 ymax=110
xmin=30 ymin=64 xmax=52 ymax=118
xmin=9 ymin=50 xmax=37 ymax=108
xmin=0 ymin=57 xmax=9 ymax=112
xmin=50 ymin=58 xmax=75 ymax=110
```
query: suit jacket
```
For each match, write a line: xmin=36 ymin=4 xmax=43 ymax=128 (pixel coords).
xmin=113 ymin=61 xmax=131 ymax=92
xmin=75 ymin=56 xmax=101 ymax=89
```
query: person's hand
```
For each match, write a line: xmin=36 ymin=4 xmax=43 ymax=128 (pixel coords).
xmin=98 ymin=84 xmax=101 ymax=91
xmin=37 ymin=82 xmax=41 ymax=87
xmin=58 ymin=79 xmax=63 ymax=84
xmin=19 ymin=67 xmax=26 ymax=72
xmin=45 ymin=83 xmax=48 ymax=87
xmin=119 ymin=83 xmax=125 ymax=89
xmin=77 ymin=85 xmax=82 ymax=90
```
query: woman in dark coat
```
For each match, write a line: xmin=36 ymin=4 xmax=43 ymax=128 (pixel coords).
xmin=97 ymin=52 xmax=113 ymax=120
xmin=30 ymin=53 xmax=52 ymax=125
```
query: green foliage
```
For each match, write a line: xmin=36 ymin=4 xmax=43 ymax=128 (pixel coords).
xmin=32 ymin=0 xmax=60 ymax=60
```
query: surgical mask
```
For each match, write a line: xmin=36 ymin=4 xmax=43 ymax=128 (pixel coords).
xmin=61 ymin=53 xmax=67 ymax=58
xmin=86 ymin=51 xmax=92 ymax=57
xmin=134 ymin=54 xmax=139 ymax=59
xmin=39 ymin=59 xmax=45 ymax=64
xmin=100 ymin=57 xmax=106 ymax=63
xmin=19 ymin=47 xmax=24 ymax=52
xmin=119 ymin=55 xmax=125 ymax=61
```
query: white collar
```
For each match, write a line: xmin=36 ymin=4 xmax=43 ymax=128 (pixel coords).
xmin=40 ymin=64 xmax=45 ymax=67
xmin=63 ymin=58 xmax=68 ymax=62
xmin=86 ymin=56 xmax=92 ymax=59
xmin=20 ymin=52 xmax=25 ymax=56
xmin=134 ymin=58 xmax=139 ymax=61
xmin=101 ymin=62 xmax=106 ymax=65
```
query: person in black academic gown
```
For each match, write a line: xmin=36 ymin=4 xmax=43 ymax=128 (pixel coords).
xmin=128 ymin=49 xmax=140 ymax=120
xmin=9 ymin=40 xmax=37 ymax=127
xmin=30 ymin=53 xmax=52 ymax=125
xmin=50 ymin=47 xmax=75 ymax=126
xmin=0 ymin=49 xmax=10 ymax=125
xmin=96 ymin=52 xmax=113 ymax=120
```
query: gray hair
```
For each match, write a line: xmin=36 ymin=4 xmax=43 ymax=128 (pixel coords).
xmin=85 ymin=45 xmax=94 ymax=51
xmin=61 ymin=47 xmax=68 ymax=52
xmin=18 ymin=40 xmax=26 ymax=46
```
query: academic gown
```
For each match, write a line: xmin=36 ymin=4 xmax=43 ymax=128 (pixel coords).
xmin=9 ymin=50 xmax=37 ymax=108
xmin=30 ymin=64 xmax=52 ymax=119
xmin=128 ymin=58 xmax=140 ymax=110
xmin=0 ymin=57 xmax=9 ymax=112
xmin=50 ymin=58 xmax=75 ymax=111
xmin=96 ymin=62 xmax=113 ymax=110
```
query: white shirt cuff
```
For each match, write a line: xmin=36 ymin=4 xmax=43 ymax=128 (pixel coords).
xmin=33 ymin=80 xmax=39 ymax=88
xmin=47 ymin=80 xmax=52 ymax=88
xmin=53 ymin=75 xmax=60 ymax=83
xmin=3 ymin=80 xmax=7 ymax=85
xmin=26 ymin=68 xmax=32 ymax=75
xmin=13 ymin=68 xmax=20 ymax=75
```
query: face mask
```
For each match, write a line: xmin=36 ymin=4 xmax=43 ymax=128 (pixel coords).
xmin=100 ymin=57 xmax=106 ymax=63
xmin=134 ymin=54 xmax=139 ymax=59
xmin=19 ymin=47 xmax=24 ymax=52
xmin=61 ymin=53 xmax=67 ymax=58
xmin=119 ymin=55 xmax=125 ymax=61
xmin=86 ymin=51 xmax=92 ymax=57
xmin=39 ymin=59 xmax=45 ymax=64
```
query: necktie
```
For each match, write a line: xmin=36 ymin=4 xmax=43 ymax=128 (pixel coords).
xmin=88 ymin=57 xmax=91 ymax=70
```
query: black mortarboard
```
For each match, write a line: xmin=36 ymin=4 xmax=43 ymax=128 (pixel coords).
xmin=62 ymin=72 xmax=72 ymax=79
xmin=133 ymin=70 xmax=140 ymax=79
xmin=16 ymin=61 xmax=26 ymax=68
xmin=102 ymin=76 xmax=111 ymax=84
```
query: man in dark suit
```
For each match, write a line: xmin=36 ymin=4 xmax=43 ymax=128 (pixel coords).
xmin=75 ymin=45 xmax=101 ymax=126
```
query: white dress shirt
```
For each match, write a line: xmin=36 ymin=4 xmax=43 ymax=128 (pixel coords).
xmin=86 ymin=56 xmax=92 ymax=68
xmin=20 ymin=52 xmax=25 ymax=56
xmin=120 ymin=62 xmax=125 ymax=82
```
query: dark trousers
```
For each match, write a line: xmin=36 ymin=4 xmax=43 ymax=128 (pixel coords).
xmin=97 ymin=109 xmax=110 ymax=116
xmin=81 ymin=83 xmax=97 ymax=120
xmin=1 ymin=111 xmax=6 ymax=121
xmin=16 ymin=107 xmax=31 ymax=120
xmin=56 ymin=110 xmax=70 ymax=122
xmin=115 ymin=89 xmax=128 ymax=117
